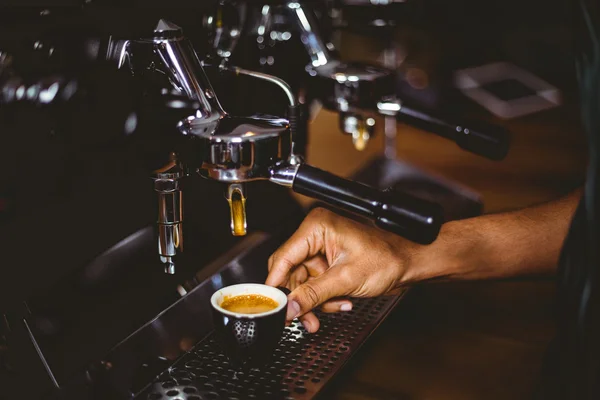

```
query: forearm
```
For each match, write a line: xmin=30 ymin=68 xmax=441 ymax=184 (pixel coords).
xmin=404 ymin=189 xmax=582 ymax=283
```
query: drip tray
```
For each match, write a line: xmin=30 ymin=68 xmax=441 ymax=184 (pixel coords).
xmin=140 ymin=295 xmax=402 ymax=400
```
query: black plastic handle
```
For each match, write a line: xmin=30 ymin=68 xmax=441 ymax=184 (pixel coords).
xmin=396 ymin=104 xmax=510 ymax=161
xmin=292 ymin=164 xmax=444 ymax=244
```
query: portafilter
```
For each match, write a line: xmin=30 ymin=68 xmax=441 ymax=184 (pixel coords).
xmin=177 ymin=111 xmax=444 ymax=245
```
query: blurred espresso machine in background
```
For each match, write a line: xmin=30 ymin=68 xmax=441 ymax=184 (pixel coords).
xmin=0 ymin=2 xmax=510 ymax=399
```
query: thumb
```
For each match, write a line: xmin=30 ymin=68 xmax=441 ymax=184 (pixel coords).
xmin=285 ymin=267 xmax=350 ymax=320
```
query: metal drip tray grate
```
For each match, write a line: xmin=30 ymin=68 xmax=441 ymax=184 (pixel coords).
xmin=140 ymin=294 xmax=402 ymax=400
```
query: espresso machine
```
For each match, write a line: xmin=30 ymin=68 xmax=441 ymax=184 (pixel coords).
xmin=202 ymin=0 xmax=510 ymax=219
xmin=0 ymin=3 xmax=509 ymax=399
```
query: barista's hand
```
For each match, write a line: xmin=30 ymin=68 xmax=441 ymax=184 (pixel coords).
xmin=266 ymin=190 xmax=583 ymax=333
xmin=266 ymin=208 xmax=420 ymax=333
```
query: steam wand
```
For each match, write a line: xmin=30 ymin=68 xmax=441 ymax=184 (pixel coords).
xmin=217 ymin=64 xmax=303 ymax=164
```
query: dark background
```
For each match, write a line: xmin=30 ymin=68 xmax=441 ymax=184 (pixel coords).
xmin=0 ymin=1 xmax=586 ymax=398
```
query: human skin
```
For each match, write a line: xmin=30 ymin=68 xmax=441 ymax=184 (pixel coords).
xmin=266 ymin=189 xmax=582 ymax=333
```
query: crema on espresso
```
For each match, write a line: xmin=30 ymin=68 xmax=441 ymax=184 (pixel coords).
xmin=221 ymin=294 xmax=279 ymax=314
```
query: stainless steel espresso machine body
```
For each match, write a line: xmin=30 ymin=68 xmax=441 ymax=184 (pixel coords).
xmin=0 ymin=10 xmax=302 ymax=399
xmin=106 ymin=18 xmax=445 ymax=274
xmin=197 ymin=0 xmax=511 ymax=228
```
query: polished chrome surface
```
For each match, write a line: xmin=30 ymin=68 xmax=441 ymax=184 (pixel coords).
xmin=269 ymin=162 xmax=300 ymax=188
xmin=318 ymin=61 xmax=392 ymax=83
xmin=339 ymin=112 xmax=376 ymax=151
xmin=287 ymin=154 xmax=305 ymax=166
xmin=107 ymin=19 xmax=226 ymax=126
xmin=313 ymin=61 xmax=394 ymax=112
xmin=179 ymin=115 xmax=292 ymax=183
xmin=151 ymin=31 xmax=225 ymax=123
xmin=204 ymin=1 xmax=247 ymax=60
xmin=157 ymin=224 xmax=182 ymax=275
xmin=286 ymin=2 xmax=335 ymax=68
xmin=106 ymin=20 xmax=237 ymax=268
xmin=377 ymin=96 xmax=402 ymax=116
xmin=154 ymin=161 xmax=185 ymax=274
xmin=255 ymin=4 xmax=273 ymax=48
xmin=0 ymin=73 xmax=72 ymax=105
xmin=105 ymin=38 xmax=131 ymax=69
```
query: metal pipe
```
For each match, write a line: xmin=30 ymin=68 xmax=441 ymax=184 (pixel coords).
xmin=222 ymin=65 xmax=297 ymax=107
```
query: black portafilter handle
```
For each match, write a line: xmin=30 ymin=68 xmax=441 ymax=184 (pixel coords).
xmin=396 ymin=104 xmax=510 ymax=161
xmin=292 ymin=164 xmax=444 ymax=244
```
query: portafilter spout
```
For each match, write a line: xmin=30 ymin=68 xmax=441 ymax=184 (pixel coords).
xmin=177 ymin=114 xmax=444 ymax=245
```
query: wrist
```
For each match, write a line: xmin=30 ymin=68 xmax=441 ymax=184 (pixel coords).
xmin=398 ymin=218 xmax=476 ymax=284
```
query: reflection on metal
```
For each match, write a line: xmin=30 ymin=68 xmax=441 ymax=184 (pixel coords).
xmin=210 ymin=274 xmax=223 ymax=291
xmin=176 ymin=285 xmax=188 ymax=297
xmin=180 ymin=114 xmax=292 ymax=184
xmin=377 ymin=97 xmax=402 ymax=115
xmin=352 ymin=129 xmax=369 ymax=151
xmin=286 ymin=1 xmax=334 ymax=67
xmin=269 ymin=162 xmax=300 ymax=188
xmin=107 ymin=19 xmax=227 ymax=131
xmin=107 ymin=19 xmax=230 ymax=271
xmin=340 ymin=113 xmax=376 ymax=151
xmin=204 ymin=1 xmax=247 ymax=60
xmin=81 ymin=226 xmax=155 ymax=284
xmin=154 ymin=158 xmax=185 ymax=275
xmin=24 ymin=319 xmax=59 ymax=389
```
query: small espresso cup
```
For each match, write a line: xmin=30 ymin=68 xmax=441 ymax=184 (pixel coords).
xmin=210 ymin=283 xmax=288 ymax=370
